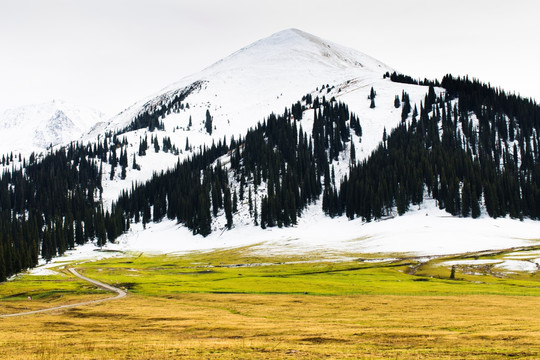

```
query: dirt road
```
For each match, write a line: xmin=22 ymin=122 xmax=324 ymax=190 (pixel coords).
xmin=0 ymin=268 xmax=127 ymax=318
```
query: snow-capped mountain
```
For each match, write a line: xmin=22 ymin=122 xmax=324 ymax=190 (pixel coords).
xmin=87 ymin=28 xmax=435 ymax=206
xmin=79 ymin=28 xmax=537 ymax=238
xmin=0 ymin=100 xmax=105 ymax=154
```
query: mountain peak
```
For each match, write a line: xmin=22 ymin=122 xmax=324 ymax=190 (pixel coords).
xmin=207 ymin=28 xmax=391 ymax=75
xmin=266 ymin=27 xmax=336 ymax=45
xmin=262 ymin=27 xmax=315 ymax=42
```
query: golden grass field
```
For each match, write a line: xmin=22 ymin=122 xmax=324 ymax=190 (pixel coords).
xmin=1 ymin=246 xmax=539 ymax=359
xmin=1 ymin=294 xmax=539 ymax=359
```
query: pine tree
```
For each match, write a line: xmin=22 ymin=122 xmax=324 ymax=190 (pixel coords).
xmin=369 ymin=87 xmax=376 ymax=100
xmin=401 ymin=92 xmax=411 ymax=123
xmin=461 ymin=180 xmax=472 ymax=217
xmin=248 ymin=187 xmax=253 ymax=216
xmin=138 ymin=136 xmax=148 ymax=156
xmin=232 ymin=189 xmax=238 ymax=213
xmin=42 ymin=229 xmax=52 ymax=262
xmin=132 ymin=154 xmax=140 ymax=170
xmin=95 ymin=210 xmax=107 ymax=247
xmin=260 ymin=196 xmax=267 ymax=229
xmin=75 ymin=219 xmax=84 ymax=245
xmin=253 ymin=195 xmax=258 ymax=226
xmin=197 ymin=192 xmax=212 ymax=236
xmin=142 ymin=203 xmax=151 ymax=229
xmin=396 ymin=183 xmax=408 ymax=215
xmin=471 ymin=189 xmax=481 ymax=218
xmin=224 ymin=188 xmax=233 ymax=229
xmin=205 ymin=110 xmax=213 ymax=135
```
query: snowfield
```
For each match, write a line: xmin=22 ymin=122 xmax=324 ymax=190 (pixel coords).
xmin=108 ymin=199 xmax=540 ymax=257
xmin=26 ymin=199 xmax=539 ymax=277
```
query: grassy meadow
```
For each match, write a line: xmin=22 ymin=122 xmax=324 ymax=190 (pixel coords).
xmin=1 ymin=246 xmax=540 ymax=359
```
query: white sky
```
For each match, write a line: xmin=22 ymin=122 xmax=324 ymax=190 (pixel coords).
xmin=1 ymin=0 xmax=539 ymax=117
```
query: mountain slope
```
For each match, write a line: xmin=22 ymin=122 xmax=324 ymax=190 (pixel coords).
xmin=85 ymin=29 xmax=435 ymax=207
xmin=0 ymin=100 xmax=104 ymax=154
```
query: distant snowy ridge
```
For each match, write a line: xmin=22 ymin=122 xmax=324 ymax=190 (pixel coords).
xmin=0 ymin=100 xmax=105 ymax=154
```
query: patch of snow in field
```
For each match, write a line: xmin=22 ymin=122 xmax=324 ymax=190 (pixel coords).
xmin=27 ymin=243 xmax=123 ymax=276
xmin=505 ymin=250 xmax=540 ymax=259
xmin=440 ymin=260 xmax=502 ymax=266
xmin=29 ymin=268 xmax=59 ymax=276
xmin=495 ymin=260 xmax=539 ymax=272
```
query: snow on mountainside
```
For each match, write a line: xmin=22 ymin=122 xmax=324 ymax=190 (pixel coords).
xmin=0 ymin=100 xmax=105 ymax=154
xmin=85 ymin=28 xmax=436 ymax=207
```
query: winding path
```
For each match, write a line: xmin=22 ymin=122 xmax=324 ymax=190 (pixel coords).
xmin=0 ymin=268 xmax=127 ymax=318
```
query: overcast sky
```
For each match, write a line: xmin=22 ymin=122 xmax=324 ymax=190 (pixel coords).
xmin=1 ymin=0 xmax=538 ymax=117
